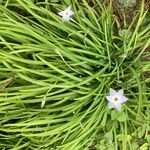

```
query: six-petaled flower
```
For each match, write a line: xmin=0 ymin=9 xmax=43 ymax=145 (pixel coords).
xmin=58 ymin=6 xmax=74 ymax=21
xmin=106 ymin=88 xmax=128 ymax=111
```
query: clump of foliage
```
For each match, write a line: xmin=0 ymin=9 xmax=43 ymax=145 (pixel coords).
xmin=0 ymin=0 xmax=149 ymax=149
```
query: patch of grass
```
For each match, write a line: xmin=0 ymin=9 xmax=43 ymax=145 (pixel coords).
xmin=0 ymin=0 xmax=150 ymax=149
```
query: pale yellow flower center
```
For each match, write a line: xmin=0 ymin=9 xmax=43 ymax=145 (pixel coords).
xmin=114 ymin=97 xmax=118 ymax=102
xmin=65 ymin=12 xmax=69 ymax=15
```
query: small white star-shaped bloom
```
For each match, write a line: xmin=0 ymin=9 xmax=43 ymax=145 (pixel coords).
xmin=58 ymin=6 xmax=74 ymax=21
xmin=106 ymin=88 xmax=128 ymax=111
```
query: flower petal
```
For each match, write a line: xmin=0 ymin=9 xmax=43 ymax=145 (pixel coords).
xmin=69 ymin=11 xmax=74 ymax=16
xmin=118 ymin=89 xmax=124 ymax=96
xmin=108 ymin=102 xmax=115 ymax=109
xmin=58 ymin=11 xmax=65 ymax=16
xmin=106 ymin=96 xmax=113 ymax=102
xmin=62 ymin=16 xmax=70 ymax=21
xmin=110 ymin=88 xmax=117 ymax=96
xmin=118 ymin=89 xmax=128 ymax=103
xmin=66 ymin=5 xmax=72 ymax=11
xmin=119 ymin=93 xmax=128 ymax=103
xmin=122 ymin=96 xmax=128 ymax=102
xmin=115 ymin=103 xmax=122 ymax=111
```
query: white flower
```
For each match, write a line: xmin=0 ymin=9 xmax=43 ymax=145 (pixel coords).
xmin=106 ymin=88 xmax=128 ymax=111
xmin=58 ymin=6 xmax=74 ymax=21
